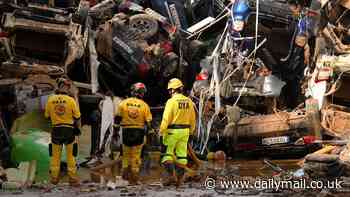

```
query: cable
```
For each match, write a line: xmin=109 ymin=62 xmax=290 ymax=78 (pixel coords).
xmin=187 ymin=2 xmax=233 ymax=39
xmin=232 ymin=38 xmax=267 ymax=106
xmin=233 ymin=0 xmax=261 ymax=106
xmin=254 ymin=0 xmax=259 ymax=59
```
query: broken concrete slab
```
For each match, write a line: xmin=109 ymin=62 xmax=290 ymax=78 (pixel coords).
xmin=303 ymin=153 xmax=345 ymax=178
xmin=298 ymin=145 xmax=337 ymax=166
xmin=305 ymin=153 xmax=339 ymax=163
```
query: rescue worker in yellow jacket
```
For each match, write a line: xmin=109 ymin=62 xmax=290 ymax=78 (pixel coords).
xmin=115 ymin=82 xmax=153 ymax=184
xmin=160 ymin=78 xmax=196 ymax=187
xmin=45 ymin=78 xmax=81 ymax=187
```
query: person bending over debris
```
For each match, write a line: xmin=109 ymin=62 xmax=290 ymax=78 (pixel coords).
xmin=45 ymin=78 xmax=81 ymax=187
xmin=115 ymin=83 xmax=153 ymax=185
xmin=160 ymin=78 xmax=196 ymax=187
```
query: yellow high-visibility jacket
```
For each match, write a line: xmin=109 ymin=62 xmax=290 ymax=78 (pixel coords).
xmin=45 ymin=94 xmax=81 ymax=127
xmin=160 ymin=93 xmax=196 ymax=135
xmin=116 ymin=97 xmax=152 ymax=129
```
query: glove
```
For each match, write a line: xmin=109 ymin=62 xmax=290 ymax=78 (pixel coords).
xmin=73 ymin=127 xmax=81 ymax=136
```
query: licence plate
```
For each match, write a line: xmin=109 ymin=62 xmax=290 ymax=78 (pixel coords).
xmin=262 ymin=136 xmax=290 ymax=145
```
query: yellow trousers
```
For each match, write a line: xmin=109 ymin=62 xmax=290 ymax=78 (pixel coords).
xmin=122 ymin=144 xmax=143 ymax=173
xmin=161 ymin=129 xmax=189 ymax=166
xmin=50 ymin=142 xmax=77 ymax=179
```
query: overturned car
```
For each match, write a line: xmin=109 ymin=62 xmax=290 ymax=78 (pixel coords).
xmin=190 ymin=0 xmax=326 ymax=157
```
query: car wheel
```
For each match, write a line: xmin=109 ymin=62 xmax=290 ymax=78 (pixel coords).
xmin=129 ymin=14 xmax=158 ymax=39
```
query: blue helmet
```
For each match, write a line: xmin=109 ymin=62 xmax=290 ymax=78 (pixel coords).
xmin=297 ymin=16 xmax=314 ymax=37
xmin=231 ymin=0 xmax=251 ymax=22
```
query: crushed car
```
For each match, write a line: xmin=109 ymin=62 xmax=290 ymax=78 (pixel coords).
xmin=0 ymin=2 xmax=88 ymax=77
xmin=0 ymin=1 xmax=89 ymax=126
xmin=189 ymin=0 xmax=324 ymax=157
xmin=93 ymin=1 xmax=207 ymax=105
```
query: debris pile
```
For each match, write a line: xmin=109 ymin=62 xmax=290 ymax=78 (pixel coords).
xmin=0 ymin=161 xmax=36 ymax=191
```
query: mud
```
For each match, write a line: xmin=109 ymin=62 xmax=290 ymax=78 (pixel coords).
xmin=3 ymin=157 xmax=350 ymax=197
xmin=5 ymin=116 xmax=350 ymax=197
xmin=5 ymin=124 xmax=349 ymax=197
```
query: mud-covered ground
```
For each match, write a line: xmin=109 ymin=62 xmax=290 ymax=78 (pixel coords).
xmin=3 ymin=158 xmax=350 ymax=197
xmin=5 ymin=125 xmax=350 ymax=196
xmin=2 ymin=180 xmax=350 ymax=197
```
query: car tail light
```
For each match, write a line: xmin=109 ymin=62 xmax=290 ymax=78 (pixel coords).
xmin=0 ymin=32 xmax=8 ymax=37
xmin=236 ymin=143 xmax=257 ymax=150
xmin=303 ymin=136 xmax=317 ymax=144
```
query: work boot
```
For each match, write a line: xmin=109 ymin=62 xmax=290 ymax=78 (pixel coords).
xmin=161 ymin=162 xmax=176 ymax=186
xmin=121 ymin=168 xmax=130 ymax=181
xmin=175 ymin=166 xmax=185 ymax=188
xmin=50 ymin=177 xmax=59 ymax=185
xmin=69 ymin=177 xmax=80 ymax=187
xmin=129 ymin=172 xmax=141 ymax=185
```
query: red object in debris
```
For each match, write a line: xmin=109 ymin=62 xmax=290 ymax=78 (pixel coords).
xmin=87 ymin=0 xmax=97 ymax=6
xmin=163 ymin=25 xmax=177 ymax=34
xmin=214 ymin=151 xmax=226 ymax=161
xmin=196 ymin=70 xmax=209 ymax=80
xmin=307 ymin=10 xmax=319 ymax=17
xmin=303 ymin=136 xmax=317 ymax=144
xmin=315 ymin=67 xmax=333 ymax=82
xmin=169 ymin=26 xmax=177 ymax=34
xmin=236 ymin=143 xmax=257 ymax=150
xmin=137 ymin=63 xmax=150 ymax=79
xmin=160 ymin=41 xmax=173 ymax=54
xmin=0 ymin=32 xmax=8 ymax=37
